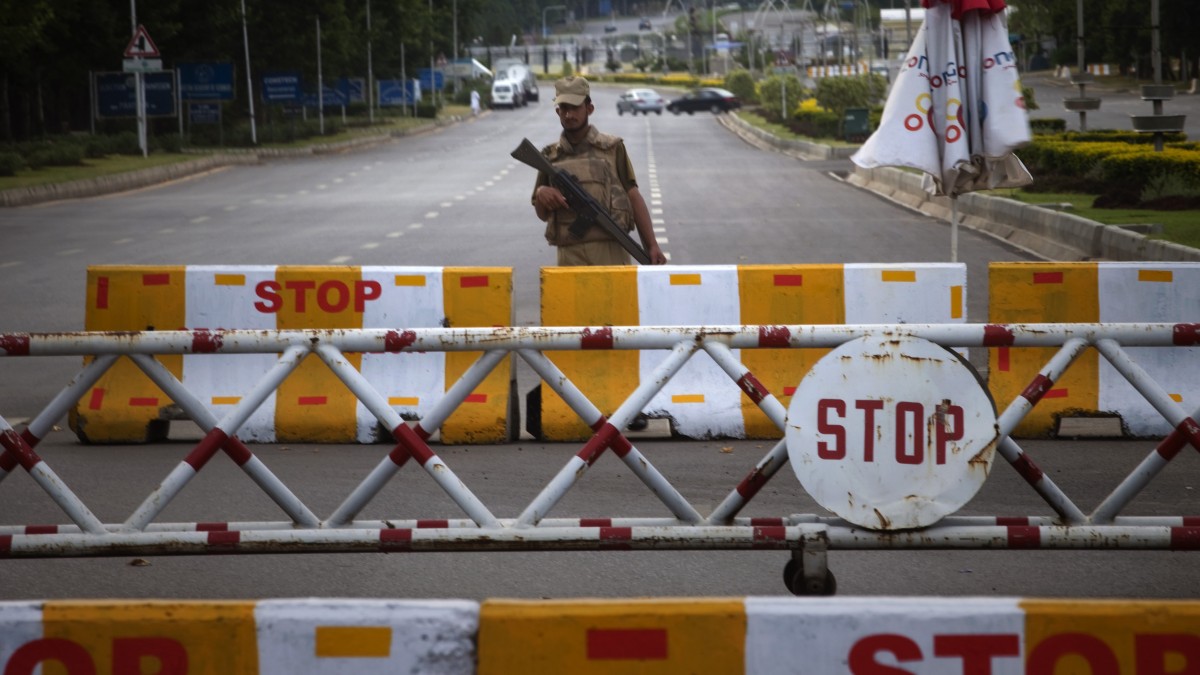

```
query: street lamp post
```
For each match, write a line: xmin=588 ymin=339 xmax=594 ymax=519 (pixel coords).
xmin=240 ymin=0 xmax=257 ymax=144
xmin=543 ymin=5 xmax=567 ymax=40
xmin=366 ymin=0 xmax=373 ymax=124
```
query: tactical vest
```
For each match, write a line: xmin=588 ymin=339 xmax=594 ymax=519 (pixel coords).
xmin=542 ymin=130 xmax=634 ymax=246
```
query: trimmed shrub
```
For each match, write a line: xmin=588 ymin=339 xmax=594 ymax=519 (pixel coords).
xmin=757 ymin=73 xmax=805 ymax=121
xmin=26 ymin=144 xmax=85 ymax=169
xmin=0 ymin=151 xmax=25 ymax=176
xmin=788 ymin=107 xmax=841 ymax=139
xmin=1030 ymin=118 xmax=1066 ymax=134
xmin=723 ymin=69 xmax=757 ymax=105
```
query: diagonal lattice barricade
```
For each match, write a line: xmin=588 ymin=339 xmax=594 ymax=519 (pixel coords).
xmin=2 ymin=323 xmax=1198 ymax=595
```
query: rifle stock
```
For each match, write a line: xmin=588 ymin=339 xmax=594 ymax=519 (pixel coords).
xmin=511 ymin=138 xmax=651 ymax=264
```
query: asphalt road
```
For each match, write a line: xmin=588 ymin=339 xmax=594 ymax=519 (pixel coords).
xmin=1 ymin=84 xmax=1196 ymax=600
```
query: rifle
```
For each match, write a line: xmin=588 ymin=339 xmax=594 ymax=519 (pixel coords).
xmin=511 ymin=138 xmax=651 ymax=265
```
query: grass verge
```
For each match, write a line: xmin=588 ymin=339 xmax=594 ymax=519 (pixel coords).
xmin=0 ymin=154 xmax=196 ymax=191
xmin=985 ymin=190 xmax=1200 ymax=250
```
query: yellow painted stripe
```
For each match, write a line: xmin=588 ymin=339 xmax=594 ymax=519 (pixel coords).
xmin=390 ymin=396 xmax=421 ymax=406
xmin=1170 ymin=393 xmax=1183 ymax=402
xmin=737 ymin=264 xmax=844 ymax=439
xmin=950 ymin=285 xmax=963 ymax=319
xmin=479 ymin=598 xmax=745 ymax=675
xmin=394 ymin=274 xmax=427 ymax=286
xmin=1138 ymin=269 xmax=1173 ymax=283
xmin=881 ymin=270 xmax=916 ymax=282
xmin=540 ymin=267 xmax=638 ymax=441
xmin=213 ymin=273 xmax=246 ymax=286
xmin=81 ymin=266 xmax=185 ymax=443
xmin=672 ymin=394 xmax=706 ymax=404
xmin=315 ymin=626 xmax=392 ymax=657
xmin=669 ymin=273 xmax=702 ymax=285
xmin=275 ymin=266 xmax=363 ymax=442
xmin=44 ymin=600 xmax=259 ymax=672
xmin=1021 ymin=599 xmax=1200 ymax=671
xmin=988 ymin=263 xmax=1100 ymax=437
xmin=442 ymin=268 xmax=513 ymax=444
xmin=212 ymin=396 xmax=241 ymax=405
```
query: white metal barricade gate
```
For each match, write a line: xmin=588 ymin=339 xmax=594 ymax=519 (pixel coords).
xmin=2 ymin=324 xmax=1198 ymax=595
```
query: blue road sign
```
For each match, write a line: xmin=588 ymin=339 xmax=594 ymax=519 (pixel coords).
xmin=179 ymin=62 xmax=234 ymax=101
xmin=378 ymin=80 xmax=421 ymax=106
xmin=95 ymin=71 xmax=177 ymax=118
xmin=188 ymin=102 xmax=221 ymax=124
xmin=417 ymin=68 xmax=444 ymax=91
xmin=301 ymin=86 xmax=348 ymax=108
xmin=337 ymin=77 xmax=366 ymax=104
xmin=261 ymin=71 xmax=301 ymax=103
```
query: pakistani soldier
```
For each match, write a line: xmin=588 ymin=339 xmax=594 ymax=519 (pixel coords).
xmin=531 ymin=76 xmax=668 ymax=266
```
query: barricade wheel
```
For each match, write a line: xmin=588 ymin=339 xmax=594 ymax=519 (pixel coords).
xmin=783 ymin=558 xmax=837 ymax=596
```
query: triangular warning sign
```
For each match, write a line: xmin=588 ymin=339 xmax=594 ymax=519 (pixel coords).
xmin=124 ymin=24 xmax=160 ymax=58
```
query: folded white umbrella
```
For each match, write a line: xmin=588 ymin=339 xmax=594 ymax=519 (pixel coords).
xmin=852 ymin=0 xmax=1032 ymax=258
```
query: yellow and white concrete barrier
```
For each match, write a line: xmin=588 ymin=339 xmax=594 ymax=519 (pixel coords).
xmin=71 ymin=265 xmax=513 ymax=444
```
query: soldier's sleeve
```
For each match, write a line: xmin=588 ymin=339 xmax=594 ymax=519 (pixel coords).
xmin=614 ymin=142 xmax=638 ymax=191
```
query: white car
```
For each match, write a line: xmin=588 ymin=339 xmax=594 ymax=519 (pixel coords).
xmin=490 ymin=81 xmax=524 ymax=109
xmin=616 ymin=88 xmax=665 ymax=115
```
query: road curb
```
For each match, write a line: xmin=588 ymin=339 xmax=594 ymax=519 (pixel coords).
xmin=719 ymin=110 xmax=1200 ymax=262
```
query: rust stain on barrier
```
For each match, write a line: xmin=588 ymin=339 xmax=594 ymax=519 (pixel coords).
xmin=873 ymin=508 xmax=891 ymax=530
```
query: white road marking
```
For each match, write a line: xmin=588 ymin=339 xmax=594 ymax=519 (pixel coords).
xmin=0 ymin=261 xmax=22 ymax=269
xmin=424 ymin=212 xmax=438 ymax=219
xmin=57 ymin=249 xmax=84 ymax=256
xmin=387 ymin=232 xmax=405 ymax=238
xmin=329 ymin=255 xmax=352 ymax=264
xmin=190 ymin=216 xmax=210 ymax=224
xmin=410 ymin=223 xmax=424 ymax=230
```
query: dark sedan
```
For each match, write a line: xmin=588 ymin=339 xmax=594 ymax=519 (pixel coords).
xmin=666 ymin=87 xmax=741 ymax=115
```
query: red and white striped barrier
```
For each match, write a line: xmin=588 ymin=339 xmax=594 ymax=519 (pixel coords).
xmin=3 ymin=322 xmax=1198 ymax=592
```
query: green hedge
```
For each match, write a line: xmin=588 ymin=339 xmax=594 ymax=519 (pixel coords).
xmin=1097 ymin=148 xmax=1200 ymax=188
xmin=1019 ymin=135 xmax=1200 ymax=193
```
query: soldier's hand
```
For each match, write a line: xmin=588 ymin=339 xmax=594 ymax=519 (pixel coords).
xmin=534 ymin=185 xmax=568 ymax=212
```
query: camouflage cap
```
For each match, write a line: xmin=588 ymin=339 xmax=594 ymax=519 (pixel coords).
xmin=554 ymin=76 xmax=590 ymax=107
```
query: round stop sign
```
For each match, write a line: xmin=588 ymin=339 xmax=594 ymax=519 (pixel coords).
xmin=786 ymin=335 xmax=999 ymax=531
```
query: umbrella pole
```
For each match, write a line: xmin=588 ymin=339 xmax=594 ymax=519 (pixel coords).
xmin=950 ymin=197 xmax=959 ymax=262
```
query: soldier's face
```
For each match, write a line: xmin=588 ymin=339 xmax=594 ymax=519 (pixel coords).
xmin=555 ymin=101 xmax=592 ymax=133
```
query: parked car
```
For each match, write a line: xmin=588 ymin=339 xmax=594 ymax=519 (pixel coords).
xmin=666 ymin=87 xmax=742 ymax=115
xmin=638 ymin=17 xmax=652 ymax=30
xmin=616 ymin=88 xmax=665 ymax=115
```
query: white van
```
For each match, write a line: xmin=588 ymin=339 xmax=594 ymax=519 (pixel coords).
xmin=490 ymin=70 xmax=524 ymax=108
xmin=494 ymin=58 xmax=539 ymax=103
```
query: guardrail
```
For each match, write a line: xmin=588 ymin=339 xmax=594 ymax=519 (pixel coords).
xmin=2 ymin=323 xmax=1197 ymax=595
